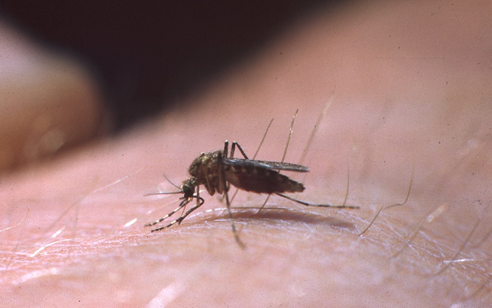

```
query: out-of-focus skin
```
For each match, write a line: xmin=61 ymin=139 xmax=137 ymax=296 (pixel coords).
xmin=1 ymin=1 xmax=492 ymax=306
xmin=0 ymin=21 xmax=104 ymax=172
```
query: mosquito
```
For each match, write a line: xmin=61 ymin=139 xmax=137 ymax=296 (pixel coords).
xmin=145 ymin=139 xmax=359 ymax=247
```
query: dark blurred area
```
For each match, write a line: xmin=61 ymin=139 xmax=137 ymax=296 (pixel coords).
xmin=1 ymin=1 xmax=343 ymax=132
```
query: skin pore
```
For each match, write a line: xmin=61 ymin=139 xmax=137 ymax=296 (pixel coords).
xmin=1 ymin=1 xmax=492 ymax=306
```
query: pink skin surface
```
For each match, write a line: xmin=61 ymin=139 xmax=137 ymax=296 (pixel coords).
xmin=2 ymin=1 xmax=492 ymax=306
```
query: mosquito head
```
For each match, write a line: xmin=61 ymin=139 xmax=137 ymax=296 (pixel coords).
xmin=144 ymin=176 xmax=197 ymax=200
xmin=181 ymin=177 xmax=196 ymax=199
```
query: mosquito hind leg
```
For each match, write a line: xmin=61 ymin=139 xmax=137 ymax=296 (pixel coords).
xmin=275 ymin=193 xmax=360 ymax=209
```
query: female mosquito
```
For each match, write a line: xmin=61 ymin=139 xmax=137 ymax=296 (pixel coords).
xmin=145 ymin=140 xmax=359 ymax=246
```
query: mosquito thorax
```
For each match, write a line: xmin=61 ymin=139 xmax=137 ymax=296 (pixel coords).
xmin=188 ymin=150 xmax=223 ymax=178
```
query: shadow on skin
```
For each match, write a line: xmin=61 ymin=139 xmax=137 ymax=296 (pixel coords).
xmin=181 ymin=206 xmax=358 ymax=231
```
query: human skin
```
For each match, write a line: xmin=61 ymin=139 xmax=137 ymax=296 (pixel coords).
xmin=1 ymin=1 xmax=492 ymax=306
xmin=0 ymin=21 xmax=104 ymax=172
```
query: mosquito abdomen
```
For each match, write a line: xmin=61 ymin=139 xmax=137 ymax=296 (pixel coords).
xmin=225 ymin=164 xmax=305 ymax=194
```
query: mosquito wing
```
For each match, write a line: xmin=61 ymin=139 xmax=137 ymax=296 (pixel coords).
xmin=222 ymin=158 xmax=309 ymax=172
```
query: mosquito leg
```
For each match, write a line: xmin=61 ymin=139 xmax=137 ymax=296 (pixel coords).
xmin=233 ymin=118 xmax=274 ymax=161
xmin=229 ymin=184 xmax=240 ymax=204
xmin=176 ymin=183 xmax=202 ymax=227
xmin=223 ymin=140 xmax=229 ymax=157
xmin=229 ymin=140 xmax=235 ymax=158
xmin=225 ymin=187 xmax=246 ymax=248
xmin=229 ymin=119 xmax=274 ymax=205
xmin=227 ymin=141 xmax=249 ymax=205
xmin=226 ymin=141 xmax=246 ymax=204
xmin=145 ymin=198 xmax=191 ymax=227
xmin=196 ymin=183 xmax=200 ymax=201
xmin=231 ymin=141 xmax=250 ymax=159
xmin=218 ymin=154 xmax=245 ymax=248
xmin=275 ymin=193 xmax=360 ymax=209
xmin=231 ymin=139 xmax=275 ymax=213
xmin=257 ymin=195 xmax=272 ymax=212
xmin=150 ymin=197 xmax=205 ymax=232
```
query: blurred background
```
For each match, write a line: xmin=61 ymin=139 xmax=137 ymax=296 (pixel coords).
xmin=1 ymin=1 xmax=346 ymax=132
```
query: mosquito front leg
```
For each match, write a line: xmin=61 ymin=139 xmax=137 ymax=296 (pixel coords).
xmin=145 ymin=198 xmax=192 ymax=228
xmin=174 ymin=182 xmax=204 ymax=226
xmin=150 ymin=197 xmax=205 ymax=232
xmin=146 ymin=184 xmax=204 ymax=231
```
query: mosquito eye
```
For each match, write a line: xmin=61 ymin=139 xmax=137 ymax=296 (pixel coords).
xmin=181 ymin=184 xmax=193 ymax=198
